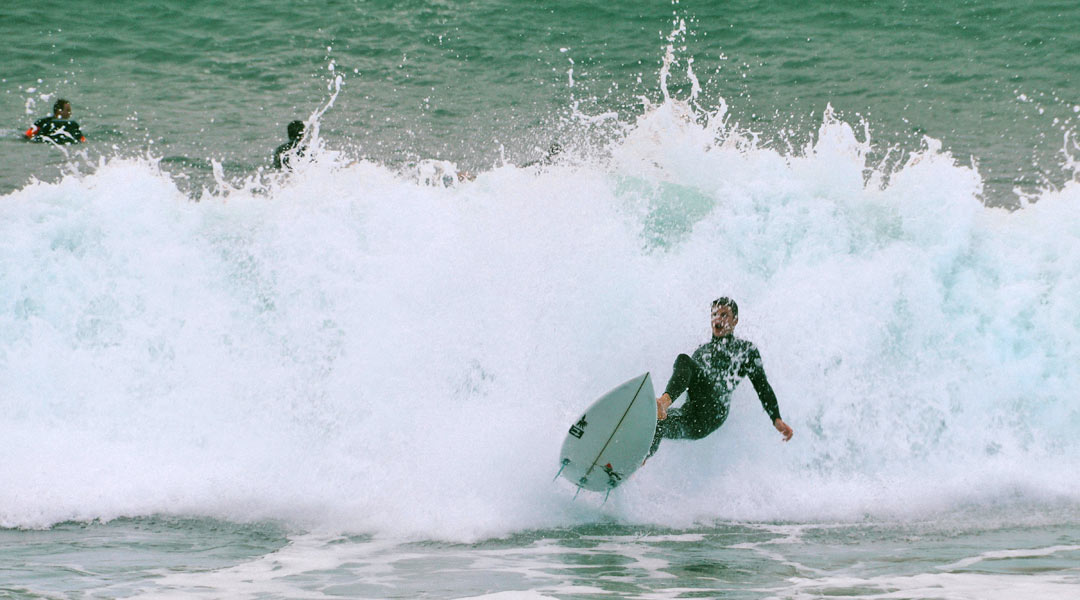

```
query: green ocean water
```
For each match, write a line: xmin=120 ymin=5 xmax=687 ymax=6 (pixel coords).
xmin=3 ymin=517 xmax=1079 ymax=598
xmin=4 ymin=2 xmax=1080 ymax=598
xmin=2 ymin=0 xmax=1078 ymax=203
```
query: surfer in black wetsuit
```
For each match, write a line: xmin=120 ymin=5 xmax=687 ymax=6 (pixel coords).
xmin=649 ymin=297 xmax=793 ymax=458
xmin=521 ymin=142 xmax=562 ymax=168
xmin=24 ymin=98 xmax=85 ymax=144
xmin=273 ymin=120 xmax=306 ymax=169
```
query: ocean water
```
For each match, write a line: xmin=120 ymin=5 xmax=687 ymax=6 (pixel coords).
xmin=2 ymin=1 xmax=1080 ymax=598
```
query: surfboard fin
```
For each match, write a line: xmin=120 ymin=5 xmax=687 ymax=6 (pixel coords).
xmin=553 ymin=458 xmax=570 ymax=482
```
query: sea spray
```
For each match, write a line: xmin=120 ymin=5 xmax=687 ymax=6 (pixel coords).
xmin=2 ymin=93 xmax=1079 ymax=540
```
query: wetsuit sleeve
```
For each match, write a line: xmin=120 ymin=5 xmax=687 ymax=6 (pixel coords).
xmin=663 ymin=353 xmax=702 ymax=399
xmin=70 ymin=121 xmax=85 ymax=142
xmin=746 ymin=347 xmax=782 ymax=422
xmin=25 ymin=117 xmax=46 ymax=139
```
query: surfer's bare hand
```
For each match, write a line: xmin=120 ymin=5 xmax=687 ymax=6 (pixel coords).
xmin=774 ymin=418 xmax=793 ymax=442
xmin=656 ymin=393 xmax=672 ymax=420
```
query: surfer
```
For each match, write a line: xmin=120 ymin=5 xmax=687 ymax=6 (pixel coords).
xmin=273 ymin=120 xmax=307 ymax=169
xmin=649 ymin=297 xmax=793 ymax=458
xmin=522 ymin=142 xmax=562 ymax=168
xmin=24 ymin=98 xmax=86 ymax=144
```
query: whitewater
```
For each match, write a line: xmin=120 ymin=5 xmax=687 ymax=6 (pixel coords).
xmin=3 ymin=89 xmax=1079 ymax=548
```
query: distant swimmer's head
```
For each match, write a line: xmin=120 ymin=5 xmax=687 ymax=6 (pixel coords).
xmin=53 ymin=98 xmax=72 ymax=119
xmin=287 ymin=120 xmax=305 ymax=141
xmin=710 ymin=297 xmax=739 ymax=337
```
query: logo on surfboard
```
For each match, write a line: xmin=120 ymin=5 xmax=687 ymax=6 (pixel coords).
xmin=569 ymin=416 xmax=588 ymax=439
xmin=602 ymin=463 xmax=622 ymax=485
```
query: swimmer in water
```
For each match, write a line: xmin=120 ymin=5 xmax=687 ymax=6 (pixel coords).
xmin=25 ymin=98 xmax=86 ymax=144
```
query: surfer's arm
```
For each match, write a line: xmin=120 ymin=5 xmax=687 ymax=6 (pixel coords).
xmin=746 ymin=349 xmax=791 ymax=441
xmin=26 ymin=117 xmax=46 ymax=139
xmin=773 ymin=417 xmax=793 ymax=442
xmin=748 ymin=367 xmax=780 ymax=421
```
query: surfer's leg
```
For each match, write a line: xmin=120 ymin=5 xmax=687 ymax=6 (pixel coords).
xmin=681 ymin=362 xmax=727 ymax=438
xmin=649 ymin=356 xmax=717 ymax=459
xmin=663 ymin=354 xmax=704 ymax=399
xmin=647 ymin=408 xmax=694 ymax=457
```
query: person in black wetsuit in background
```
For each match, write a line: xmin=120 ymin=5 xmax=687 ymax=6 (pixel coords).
xmin=273 ymin=120 xmax=306 ymax=169
xmin=649 ymin=297 xmax=794 ymax=458
xmin=521 ymin=142 xmax=562 ymax=168
xmin=25 ymin=98 xmax=85 ymax=144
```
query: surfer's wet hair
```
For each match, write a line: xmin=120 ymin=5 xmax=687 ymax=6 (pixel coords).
xmin=711 ymin=297 xmax=738 ymax=318
xmin=52 ymin=98 xmax=70 ymax=115
xmin=287 ymin=120 xmax=305 ymax=141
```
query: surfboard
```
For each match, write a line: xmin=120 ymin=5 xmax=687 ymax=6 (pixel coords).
xmin=557 ymin=372 xmax=657 ymax=493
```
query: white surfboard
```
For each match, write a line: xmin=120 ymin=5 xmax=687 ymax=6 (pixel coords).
xmin=557 ymin=372 xmax=657 ymax=493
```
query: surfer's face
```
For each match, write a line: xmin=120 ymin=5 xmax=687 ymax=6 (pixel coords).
xmin=711 ymin=305 xmax=737 ymax=337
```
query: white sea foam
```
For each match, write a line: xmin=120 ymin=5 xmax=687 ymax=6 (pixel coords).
xmin=2 ymin=94 xmax=1079 ymax=540
xmin=774 ymin=572 xmax=1080 ymax=600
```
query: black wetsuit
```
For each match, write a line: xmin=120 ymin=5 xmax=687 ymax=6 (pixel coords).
xmin=649 ymin=334 xmax=781 ymax=456
xmin=25 ymin=116 xmax=85 ymax=144
xmin=273 ymin=138 xmax=304 ymax=169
